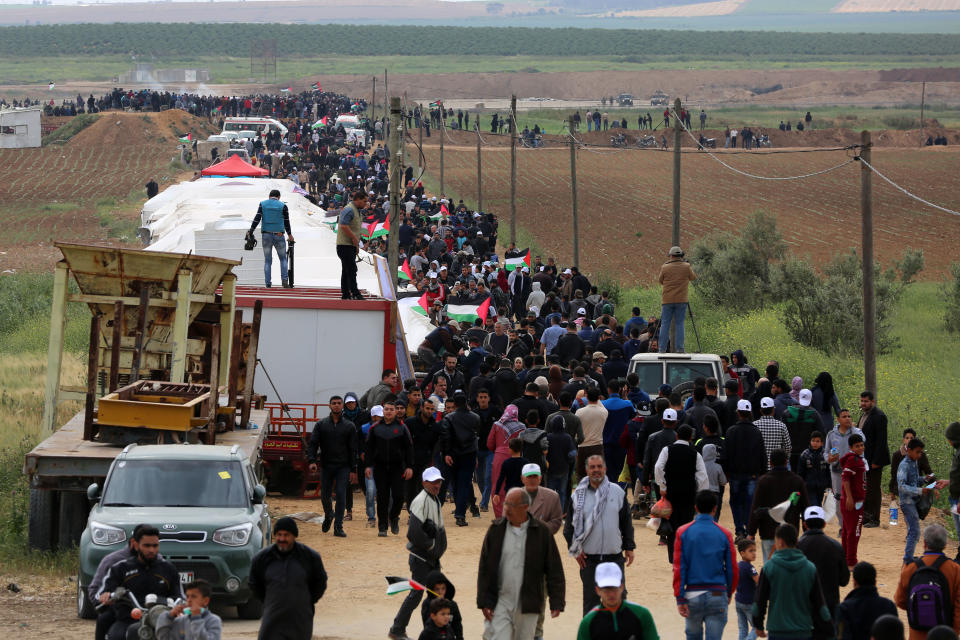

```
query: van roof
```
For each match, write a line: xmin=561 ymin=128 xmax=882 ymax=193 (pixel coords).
xmin=628 ymin=353 xmax=721 ymax=362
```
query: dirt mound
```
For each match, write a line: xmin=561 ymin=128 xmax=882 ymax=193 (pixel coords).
xmin=70 ymin=109 xmax=214 ymax=149
xmin=878 ymin=67 xmax=960 ymax=82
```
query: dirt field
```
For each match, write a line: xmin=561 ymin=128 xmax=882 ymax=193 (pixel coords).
xmin=0 ymin=490 xmax=944 ymax=639
xmin=421 ymin=140 xmax=960 ymax=281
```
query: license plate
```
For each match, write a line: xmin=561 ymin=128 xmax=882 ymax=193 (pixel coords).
xmin=179 ymin=572 xmax=194 ymax=583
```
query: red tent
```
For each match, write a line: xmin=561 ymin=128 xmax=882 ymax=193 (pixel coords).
xmin=201 ymin=155 xmax=270 ymax=177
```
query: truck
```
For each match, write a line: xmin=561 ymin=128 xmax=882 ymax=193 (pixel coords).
xmin=222 ymin=116 xmax=288 ymax=138
xmin=627 ymin=353 xmax=729 ymax=402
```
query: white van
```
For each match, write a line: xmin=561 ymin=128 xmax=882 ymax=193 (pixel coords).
xmin=222 ymin=117 xmax=288 ymax=137
xmin=627 ymin=353 xmax=728 ymax=402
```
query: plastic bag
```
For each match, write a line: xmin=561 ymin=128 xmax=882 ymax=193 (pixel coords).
xmin=821 ymin=493 xmax=837 ymax=523
xmin=646 ymin=517 xmax=661 ymax=531
xmin=769 ymin=491 xmax=800 ymax=524
xmin=651 ymin=496 xmax=673 ymax=519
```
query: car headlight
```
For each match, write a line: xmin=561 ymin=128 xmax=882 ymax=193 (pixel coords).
xmin=213 ymin=523 xmax=253 ymax=547
xmin=90 ymin=522 xmax=126 ymax=546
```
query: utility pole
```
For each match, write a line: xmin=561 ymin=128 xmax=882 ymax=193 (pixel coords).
xmin=372 ymin=76 xmax=376 ymax=127
xmin=418 ymin=103 xmax=424 ymax=174
xmin=920 ymin=81 xmax=926 ymax=147
xmin=509 ymin=94 xmax=517 ymax=245
xmin=388 ymin=96 xmax=402 ymax=288
xmin=568 ymin=115 xmax=580 ymax=267
xmin=672 ymin=96 xmax=682 ymax=247
xmin=476 ymin=121 xmax=483 ymax=213
xmin=439 ymin=105 xmax=445 ymax=196
xmin=860 ymin=130 xmax=876 ymax=399
xmin=383 ymin=69 xmax=388 ymax=111
xmin=402 ymin=91 xmax=409 ymax=167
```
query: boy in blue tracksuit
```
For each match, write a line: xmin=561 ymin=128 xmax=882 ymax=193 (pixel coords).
xmin=673 ymin=490 xmax=739 ymax=640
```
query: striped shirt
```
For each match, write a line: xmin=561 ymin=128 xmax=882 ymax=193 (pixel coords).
xmin=754 ymin=416 xmax=791 ymax=469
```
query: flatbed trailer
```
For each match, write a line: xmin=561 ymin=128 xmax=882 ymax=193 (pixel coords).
xmin=22 ymin=408 xmax=268 ymax=551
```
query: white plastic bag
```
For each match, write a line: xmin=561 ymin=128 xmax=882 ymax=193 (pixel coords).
xmin=646 ymin=517 xmax=661 ymax=531
xmin=821 ymin=493 xmax=837 ymax=523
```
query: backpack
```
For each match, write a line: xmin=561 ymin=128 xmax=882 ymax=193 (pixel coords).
xmin=907 ymin=555 xmax=953 ymax=631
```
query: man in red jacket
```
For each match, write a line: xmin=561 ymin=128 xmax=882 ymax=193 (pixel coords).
xmin=840 ymin=434 xmax=868 ymax=569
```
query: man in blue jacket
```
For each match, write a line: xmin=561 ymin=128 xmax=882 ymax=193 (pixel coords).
xmin=601 ymin=379 xmax=636 ymax=485
xmin=673 ymin=491 xmax=738 ymax=640
xmin=248 ymin=189 xmax=294 ymax=288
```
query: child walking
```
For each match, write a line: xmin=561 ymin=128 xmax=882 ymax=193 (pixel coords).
xmin=735 ymin=538 xmax=759 ymax=640
xmin=799 ymin=431 xmax=831 ymax=508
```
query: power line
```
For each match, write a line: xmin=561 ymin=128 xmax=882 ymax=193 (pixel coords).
xmin=858 ymin=156 xmax=960 ymax=217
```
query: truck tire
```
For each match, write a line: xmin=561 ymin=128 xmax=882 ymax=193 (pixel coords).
xmin=28 ymin=488 xmax=58 ymax=551
xmin=672 ymin=381 xmax=697 ymax=405
xmin=77 ymin=574 xmax=97 ymax=619
xmin=236 ymin=595 xmax=263 ymax=620
xmin=58 ymin=491 xmax=89 ymax=549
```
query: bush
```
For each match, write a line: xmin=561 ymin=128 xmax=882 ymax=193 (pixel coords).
xmin=688 ymin=211 xmax=785 ymax=310
xmin=881 ymin=115 xmax=920 ymax=130
xmin=944 ymin=262 xmax=960 ymax=334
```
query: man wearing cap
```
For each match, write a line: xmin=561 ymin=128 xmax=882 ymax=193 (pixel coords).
xmin=249 ymin=518 xmax=327 ymax=640
xmin=522 ymin=463 xmax=565 ymax=640
xmin=723 ymin=400 xmax=767 ymax=538
xmin=655 ymin=424 xmax=710 ymax=563
xmin=798 ymin=505 xmax=849 ymax=631
xmin=673 ymin=491 xmax=738 ymax=640
xmin=389 ymin=467 xmax=448 ymax=640
xmin=784 ymin=389 xmax=820 ymax=472
xmin=440 ymin=392 xmax=481 ymax=527
xmin=477 ymin=487 xmax=565 ymax=640
xmin=336 ymin=190 xmax=366 ymax=300
xmin=642 ymin=406 xmax=679 ymax=499
xmin=564 ymin=454 xmax=636 ymax=615
xmin=577 ymin=562 xmax=659 ymax=640
xmin=754 ymin=396 xmax=791 ymax=471
xmin=657 ymin=246 xmax=696 ymax=353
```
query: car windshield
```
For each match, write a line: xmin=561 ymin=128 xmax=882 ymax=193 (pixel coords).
xmin=667 ymin=362 xmax=715 ymax=388
xmin=103 ymin=460 xmax=248 ymax=508
xmin=631 ymin=362 xmax=663 ymax=396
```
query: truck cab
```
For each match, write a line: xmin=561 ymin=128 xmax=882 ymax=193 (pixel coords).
xmin=78 ymin=444 xmax=269 ymax=620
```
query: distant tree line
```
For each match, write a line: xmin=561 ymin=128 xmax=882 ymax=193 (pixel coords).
xmin=0 ymin=23 xmax=957 ymax=58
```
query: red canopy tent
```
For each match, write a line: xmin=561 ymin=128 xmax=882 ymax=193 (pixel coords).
xmin=200 ymin=155 xmax=270 ymax=177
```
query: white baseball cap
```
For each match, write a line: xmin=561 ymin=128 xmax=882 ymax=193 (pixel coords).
xmin=370 ymin=405 xmax=384 ymax=417
xmin=595 ymin=562 xmax=623 ymax=588
xmin=563 ymin=268 xmax=572 ymax=275
xmin=803 ymin=506 xmax=826 ymax=521
xmin=577 ymin=307 xmax=587 ymax=315
xmin=344 ymin=393 xmax=358 ymax=404
xmin=422 ymin=467 xmax=444 ymax=482
xmin=737 ymin=399 xmax=752 ymax=412
xmin=798 ymin=389 xmax=813 ymax=407
xmin=760 ymin=397 xmax=775 ymax=409
xmin=662 ymin=408 xmax=678 ymax=422
xmin=427 ymin=271 xmax=437 ymax=279
xmin=522 ymin=463 xmax=542 ymax=477
xmin=521 ymin=266 xmax=530 ymax=273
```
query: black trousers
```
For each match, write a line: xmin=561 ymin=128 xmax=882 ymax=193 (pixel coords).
xmin=320 ymin=464 xmax=349 ymax=529
xmin=580 ymin=554 xmax=626 ymax=615
xmin=864 ymin=467 xmax=884 ymax=524
xmin=666 ymin=501 xmax=696 ymax=564
xmin=374 ymin=464 xmax=405 ymax=530
xmin=336 ymin=244 xmax=359 ymax=298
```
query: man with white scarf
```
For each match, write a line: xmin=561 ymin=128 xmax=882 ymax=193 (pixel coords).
xmin=563 ymin=454 xmax=636 ymax=615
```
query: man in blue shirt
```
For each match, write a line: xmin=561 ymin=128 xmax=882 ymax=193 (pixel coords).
xmin=539 ymin=315 xmax=565 ymax=357
xmin=248 ymin=189 xmax=294 ymax=288
xmin=601 ymin=380 xmax=636 ymax=485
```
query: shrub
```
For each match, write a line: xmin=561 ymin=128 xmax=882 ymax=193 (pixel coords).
xmin=944 ymin=262 xmax=960 ymax=334
xmin=882 ymin=115 xmax=920 ymax=130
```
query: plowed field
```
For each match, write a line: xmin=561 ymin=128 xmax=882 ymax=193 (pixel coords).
xmin=423 ymin=142 xmax=960 ymax=281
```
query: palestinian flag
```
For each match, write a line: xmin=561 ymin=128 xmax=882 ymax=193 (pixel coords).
xmin=311 ymin=82 xmax=322 ymax=91
xmin=363 ymin=219 xmax=389 ymax=239
xmin=178 ymin=133 xmax=191 ymax=143
xmin=413 ymin=291 xmax=430 ymax=316
xmin=280 ymin=87 xmax=292 ymax=93
xmin=399 ymin=259 xmax=413 ymax=281
xmin=386 ymin=576 xmax=426 ymax=596
xmin=446 ymin=296 xmax=491 ymax=324
xmin=504 ymin=249 xmax=532 ymax=272
xmin=429 ymin=101 xmax=441 ymax=109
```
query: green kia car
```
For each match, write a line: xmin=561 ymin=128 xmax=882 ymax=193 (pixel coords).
xmin=77 ymin=444 xmax=270 ymax=619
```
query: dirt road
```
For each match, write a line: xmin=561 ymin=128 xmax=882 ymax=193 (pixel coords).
xmin=0 ymin=491 xmax=938 ymax=639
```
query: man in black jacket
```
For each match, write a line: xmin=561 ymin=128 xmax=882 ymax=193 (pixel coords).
xmin=512 ymin=382 xmax=551 ymax=428
xmin=100 ymin=526 xmax=183 ymax=640
xmin=250 ymin=518 xmax=327 ymax=640
xmin=748 ymin=448 xmax=809 ymax=563
xmin=307 ymin=395 xmax=358 ymax=538
xmin=366 ymin=399 xmax=414 ymax=536
xmin=798 ymin=505 xmax=850 ymax=636
xmin=404 ymin=396 xmax=441 ymax=509
xmin=834 ymin=562 xmax=897 ymax=640
xmin=441 ymin=392 xmax=481 ymax=527
xmin=857 ymin=390 xmax=889 ymax=527
xmin=724 ymin=399 xmax=768 ymax=538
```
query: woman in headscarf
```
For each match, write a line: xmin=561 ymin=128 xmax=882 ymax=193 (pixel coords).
xmin=547 ymin=365 xmax=565 ymax=401
xmin=811 ymin=371 xmax=841 ymax=432
xmin=486 ymin=404 xmax=525 ymax=517
xmin=790 ymin=376 xmax=803 ymax=402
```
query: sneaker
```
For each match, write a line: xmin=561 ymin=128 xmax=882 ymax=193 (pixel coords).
xmin=390 ymin=519 xmax=400 ymax=535
xmin=480 ymin=505 xmax=489 ymax=512
xmin=333 ymin=528 xmax=347 ymax=538
xmin=388 ymin=633 xmax=411 ymax=640
xmin=455 ymin=517 xmax=468 ymax=527
xmin=283 ymin=281 xmax=293 ymax=289
xmin=321 ymin=517 xmax=332 ymax=533
xmin=470 ymin=504 xmax=481 ymax=518
xmin=367 ymin=518 xmax=376 ymax=528
xmin=863 ymin=521 xmax=880 ymax=529
xmin=378 ymin=530 xmax=388 ymax=537
xmin=344 ymin=511 xmax=353 ymax=521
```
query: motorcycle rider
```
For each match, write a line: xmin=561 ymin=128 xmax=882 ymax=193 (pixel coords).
xmin=99 ymin=525 xmax=183 ymax=640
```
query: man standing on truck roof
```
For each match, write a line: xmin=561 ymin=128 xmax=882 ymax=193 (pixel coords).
xmin=248 ymin=189 xmax=294 ymax=288
xmin=337 ymin=190 xmax=366 ymax=300
xmin=657 ymin=246 xmax=696 ymax=353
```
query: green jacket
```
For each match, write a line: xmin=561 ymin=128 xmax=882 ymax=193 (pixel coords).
xmin=752 ymin=547 xmax=830 ymax=638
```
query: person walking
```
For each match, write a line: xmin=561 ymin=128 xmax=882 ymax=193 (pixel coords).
xmin=575 ymin=387 xmax=608 ymax=480
xmin=576 ymin=562 xmax=659 ymax=640
xmin=754 ymin=397 xmax=791 ymax=471
xmin=835 ymin=562 xmax=897 ymax=640
xmin=307 ymin=395 xmax=358 ymax=538
xmin=825 ymin=409 xmax=863 ymax=498
xmin=365 ymin=399 xmax=414 ymax=537
xmin=748 ymin=448 xmax=809 ymax=563
xmin=655 ymin=424 xmax=710 ymax=563
xmin=798 ymin=506 xmax=850 ymax=638
xmin=673 ymin=490 xmax=739 ymax=640
xmin=725 ymin=400 xmax=768 ymax=538
xmin=858 ymin=391 xmax=889 ymax=528
xmin=601 ymin=379 xmax=636 ymax=485
xmin=657 ymin=246 xmax=696 ymax=353
xmin=898 ymin=437 xmax=933 ymax=565
xmin=248 ymin=188 xmax=294 ymax=288
xmin=521 ymin=463 xmax=564 ymax=640
xmin=841 ymin=434 xmax=868 ymax=569
xmin=389 ymin=467 xmax=448 ymax=640
xmin=336 ymin=190 xmax=366 ymax=300
xmin=249 ymin=518 xmax=327 ymax=640
xmin=894 ymin=524 xmax=960 ymax=639
xmin=488 ymin=405 xmax=526 ymax=518
xmin=564 ymin=455 xmax=636 ymax=615
xmin=752 ymin=523 xmax=832 ymax=640
xmin=477 ymin=487 xmax=566 ymax=640
xmin=440 ymin=392 xmax=481 ymax=527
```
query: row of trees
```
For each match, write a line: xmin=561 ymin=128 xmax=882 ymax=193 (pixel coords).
xmin=1 ymin=23 xmax=958 ymax=58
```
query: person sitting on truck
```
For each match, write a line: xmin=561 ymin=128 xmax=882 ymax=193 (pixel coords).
xmin=248 ymin=189 xmax=294 ymax=289
xmin=99 ymin=525 xmax=184 ymax=640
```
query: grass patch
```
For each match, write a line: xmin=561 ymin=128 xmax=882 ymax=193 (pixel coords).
xmin=94 ymin=193 xmax=141 ymax=241
xmin=41 ymin=113 xmax=98 ymax=146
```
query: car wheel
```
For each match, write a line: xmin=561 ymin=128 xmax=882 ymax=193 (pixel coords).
xmin=77 ymin=575 xmax=97 ymax=619
xmin=672 ymin=381 xmax=696 ymax=405
xmin=236 ymin=595 xmax=263 ymax=620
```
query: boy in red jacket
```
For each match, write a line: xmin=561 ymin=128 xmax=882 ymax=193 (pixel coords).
xmin=840 ymin=434 xmax=868 ymax=569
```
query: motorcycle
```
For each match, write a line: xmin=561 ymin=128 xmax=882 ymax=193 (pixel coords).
xmin=99 ymin=587 xmax=183 ymax=640
xmin=610 ymin=133 xmax=627 ymax=148
xmin=756 ymin=134 xmax=772 ymax=148
xmin=637 ymin=135 xmax=657 ymax=149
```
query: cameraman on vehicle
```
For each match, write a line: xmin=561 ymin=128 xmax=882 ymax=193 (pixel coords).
xmin=657 ymin=246 xmax=696 ymax=353
xmin=98 ymin=525 xmax=183 ymax=640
